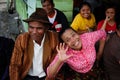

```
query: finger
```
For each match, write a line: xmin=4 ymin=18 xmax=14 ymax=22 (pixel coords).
xmin=67 ymin=54 xmax=73 ymax=59
xmin=60 ymin=43 xmax=62 ymax=50
xmin=65 ymin=45 xmax=69 ymax=51
xmin=62 ymin=43 xmax=65 ymax=49
xmin=56 ymin=45 xmax=59 ymax=52
xmin=56 ymin=45 xmax=61 ymax=56
xmin=106 ymin=16 xmax=110 ymax=21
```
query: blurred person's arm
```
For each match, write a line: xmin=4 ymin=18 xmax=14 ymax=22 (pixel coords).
xmin=46 ymin=43 xmax=72 ymax=79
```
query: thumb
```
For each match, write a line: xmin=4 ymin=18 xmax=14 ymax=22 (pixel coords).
xmin=67 ymin=53 xmax=73 ymax=59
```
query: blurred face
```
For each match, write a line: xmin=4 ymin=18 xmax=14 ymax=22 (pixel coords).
xmin=28 ymin=21 xmax=47 ymax=44
xmin=42 ymin=1 xmax=54 ymax=15
xmin=61 ymin=29 xmax=82 ymax=50
xmin=80 ymin=5 xmax=91 ymax=19
xmin=105 ymin=8 xmax=115 ymax=20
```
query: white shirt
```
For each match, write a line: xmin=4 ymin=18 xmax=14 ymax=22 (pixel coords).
xmin=48 ymin=10 xmax=57 ymax=24
xmin=28 ymin=34 xmax=46 ymax=78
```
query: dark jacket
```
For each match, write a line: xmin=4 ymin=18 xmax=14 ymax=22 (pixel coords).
xmin=0 ymin=37 xmax=14 ymax=80
xmin=49 ymin=9 xmax=69 ymax=31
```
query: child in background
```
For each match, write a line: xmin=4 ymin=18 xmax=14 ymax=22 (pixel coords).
xmin=96 ymin=5 xmax=117 ymax=61
xmin=71 ymin=2 xmax=96 ymax=34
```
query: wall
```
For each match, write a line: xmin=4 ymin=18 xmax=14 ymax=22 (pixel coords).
xmin=0 ymin=0 xmax=23 ymax=40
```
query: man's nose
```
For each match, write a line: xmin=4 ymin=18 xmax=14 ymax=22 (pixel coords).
xmin=33 ymin=28 xmax=37 ymax=33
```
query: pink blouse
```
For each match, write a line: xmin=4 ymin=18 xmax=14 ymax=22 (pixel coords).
xmin=47 ymin=30 xmax=106 ymax=76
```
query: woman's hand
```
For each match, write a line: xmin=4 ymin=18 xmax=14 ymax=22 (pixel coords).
xmin=104 ymin=16 xmax=110 ymax=23
xmin=101 ymin=16 xmax=110 ymax=30
xmin=56 ymin=43 xmax=73 ymax=62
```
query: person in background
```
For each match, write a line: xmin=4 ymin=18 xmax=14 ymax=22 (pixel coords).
xmin=41 ymin=0 xmax=69 ymax=32
xmin=0 ymin=37 xmax=14 ymax=80
xmin=46 ymin=16 xmax=109 ymax=80
xmin=96 ymin=5 xmax=117 ymax=61
xmin=9 ymin=8 xmax=59 ymax=80
xmin=103 ymin=24 xmax=120 ymax=80
xmin=97 ymin=5 xmax=116 ymax=35
xmin=71 ymin=1 xmax=96 ymax=34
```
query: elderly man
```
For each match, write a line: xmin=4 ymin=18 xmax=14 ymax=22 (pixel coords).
xmin=9 ymin=8 xmax=59 ymax=80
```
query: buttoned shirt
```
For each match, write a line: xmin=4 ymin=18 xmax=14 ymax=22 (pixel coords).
xmin=28 ymin=34 xmax=46 ymax=78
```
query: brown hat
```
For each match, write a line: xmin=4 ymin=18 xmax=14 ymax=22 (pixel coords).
xmin=23 ymin=8 xmax=52 ymax=26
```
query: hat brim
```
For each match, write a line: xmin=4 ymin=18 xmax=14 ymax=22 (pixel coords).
xmin=23 ymin=19 xmax=52 ymax=26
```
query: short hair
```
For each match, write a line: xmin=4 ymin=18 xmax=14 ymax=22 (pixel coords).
xmin=58 ymin=27 xmax=77 ymax=42
xmin=41 ymin=0 xmax=54 ymax=5
xmin=79 ymin=2 xmax=92 ymax=12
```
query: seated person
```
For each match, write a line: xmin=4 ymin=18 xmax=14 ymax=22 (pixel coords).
xmin=41 ymin=0 xmax=69 ymax=32
xmin=46 ymin=16 xmax=109 ymax=79
xmin=97 ymin=5 xmax=116 ymax=34
xmin=96 ymin=5 xmax=117 ymax=61
xmin=71 ymin=2 xmax=96 ymax=34
xmin=9 ymin=8 xmax=60 ymax=80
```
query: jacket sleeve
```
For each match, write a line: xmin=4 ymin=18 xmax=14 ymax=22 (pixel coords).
xmin=9 ymin=35 xmax=24 ymax=80
xmin=49 ymin=31 xmax=59 ymax=63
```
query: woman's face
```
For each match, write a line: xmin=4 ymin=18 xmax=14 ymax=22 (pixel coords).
xmin=105 ymin=8 xmax=115 ymax=20
xmin=80 ymin=5 xmax=91 ymax=19
xmin=61 ymin=29 xmax=82 ymax=50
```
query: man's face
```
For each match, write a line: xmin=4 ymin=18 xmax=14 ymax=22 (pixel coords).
xmin=28 ymin=21 xmax=47 ymax=44
xmin=42 ymin=1 xmax=54 ymax=15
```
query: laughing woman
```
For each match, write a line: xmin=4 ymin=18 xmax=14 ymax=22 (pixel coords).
xmin=46 ymin=16 xmax=110 ymax=80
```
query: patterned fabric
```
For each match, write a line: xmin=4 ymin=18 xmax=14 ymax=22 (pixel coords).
xmin=47 ymin=30 xmax=106 ymax=77
xmin=71 ymin=13 xmax=96 ymax=31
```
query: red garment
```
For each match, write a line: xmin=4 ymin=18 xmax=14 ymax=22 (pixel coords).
xmin=97 ymin=20 xmax=116 ymax=33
